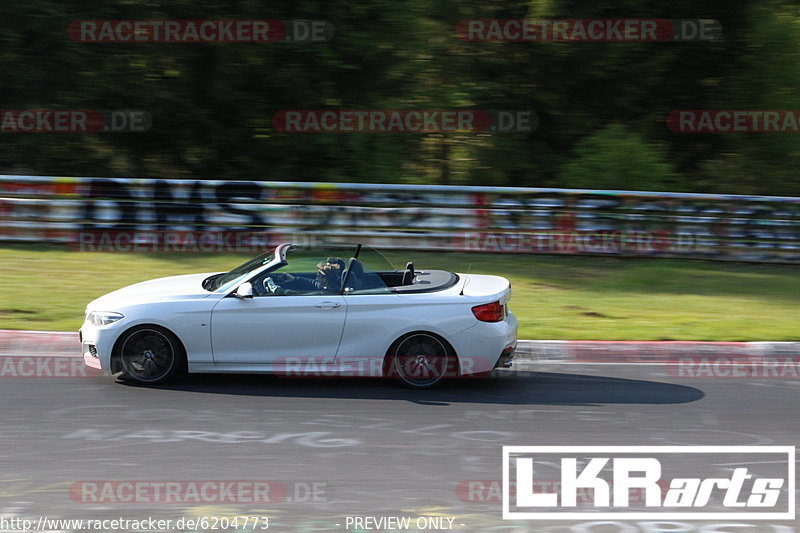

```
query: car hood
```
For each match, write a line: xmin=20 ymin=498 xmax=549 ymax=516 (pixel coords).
xmin=87 ymin=272 xmax=220 ymax=310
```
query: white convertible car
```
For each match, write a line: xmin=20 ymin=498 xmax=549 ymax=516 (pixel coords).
xmin=80 ymin=243 xmax=517 ymax=388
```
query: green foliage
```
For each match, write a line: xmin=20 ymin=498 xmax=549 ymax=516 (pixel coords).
xmin=560 ymin=124 xmax=677 ymax=191
xmin=0 ymin=0 xmax=799 ymax=194
xmin=693 ymin=2 xmax=800 ymax=195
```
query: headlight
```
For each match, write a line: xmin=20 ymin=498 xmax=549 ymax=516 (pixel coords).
xmin=87 ymin=311 xmax=124 ymax=327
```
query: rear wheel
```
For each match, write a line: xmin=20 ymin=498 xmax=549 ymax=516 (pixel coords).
xmin=390 ymin=333 xmax=452 ymax=389
xmin=118 ymin=326 xmax=184 ymax=384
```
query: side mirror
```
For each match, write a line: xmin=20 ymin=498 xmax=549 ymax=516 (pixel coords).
xmin=234 ymin=282 xmax=254 ymax=299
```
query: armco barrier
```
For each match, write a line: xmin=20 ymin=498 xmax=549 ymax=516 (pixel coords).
xmin=1 ymin=175 xmax=799 ymax=261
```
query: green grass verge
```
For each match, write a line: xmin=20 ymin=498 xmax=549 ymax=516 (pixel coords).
xmin=1 ymin=244 xmax=798 ymax=340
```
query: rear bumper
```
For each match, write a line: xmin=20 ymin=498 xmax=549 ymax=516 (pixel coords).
xmin=451 ymin=311 xmax=518 ymax=375
xmin=494 ymin=344 xmax=516 ymax=369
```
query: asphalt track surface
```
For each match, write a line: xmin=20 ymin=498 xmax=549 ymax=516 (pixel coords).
xmin=0 ymin=359 xmax=798 ymax=533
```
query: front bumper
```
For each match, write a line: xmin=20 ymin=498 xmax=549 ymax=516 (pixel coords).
xmin=83 ymin=346 xmax=102 ymax=370
xmin=79 ymin=322 xmax=117 ymax=374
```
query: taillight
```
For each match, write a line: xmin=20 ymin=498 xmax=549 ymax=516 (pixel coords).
xmin=472 ymin=301 xmax=505 ymax=322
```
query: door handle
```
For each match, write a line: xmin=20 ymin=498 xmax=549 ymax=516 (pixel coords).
xmin=315 ymin=301 xmax=341 ymax=309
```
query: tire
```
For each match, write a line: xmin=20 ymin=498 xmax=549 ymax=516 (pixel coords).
xmin=117 ymin=326 xmax=185 ymax=384
xmin=389 ymin=333 xmax=453 ymax=389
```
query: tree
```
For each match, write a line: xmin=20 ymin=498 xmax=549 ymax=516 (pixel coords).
xmin=560 ymin=124 xmax=676 ymax=191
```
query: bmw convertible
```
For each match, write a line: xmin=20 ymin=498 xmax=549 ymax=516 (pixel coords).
xmin=80 ymin=243 xmax=517 ymax=388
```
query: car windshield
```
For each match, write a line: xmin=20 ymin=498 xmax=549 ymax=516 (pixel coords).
xmin=203 ymin=249 xmax=276 ymax=291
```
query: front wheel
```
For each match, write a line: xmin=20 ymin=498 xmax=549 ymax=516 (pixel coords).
xmin=390 ymin=333 xmax=453 ymax=389
xmin=117 ymin=326 xmax=184 ymax=384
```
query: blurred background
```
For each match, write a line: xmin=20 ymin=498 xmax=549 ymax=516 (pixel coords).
xmin=2 ymin=0 xmax=800 ymax=195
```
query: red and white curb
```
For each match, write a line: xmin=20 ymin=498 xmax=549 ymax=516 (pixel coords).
xmin=515 ymin=340 xmax=800 ymax=364
xmin=0 ymin=330 xmax=797 ymax=363
xmin=0 ymin=330 xmax=80 ymax=357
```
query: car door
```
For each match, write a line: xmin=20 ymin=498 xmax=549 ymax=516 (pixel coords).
xmin=335 ymin=256 xmax=401 ymax=373
xmin=210 ymin=292 xmax=347 ymax=365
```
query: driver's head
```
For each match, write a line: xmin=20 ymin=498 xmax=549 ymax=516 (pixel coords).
xmin=316 ymin=257 xmax=344 ymax=289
